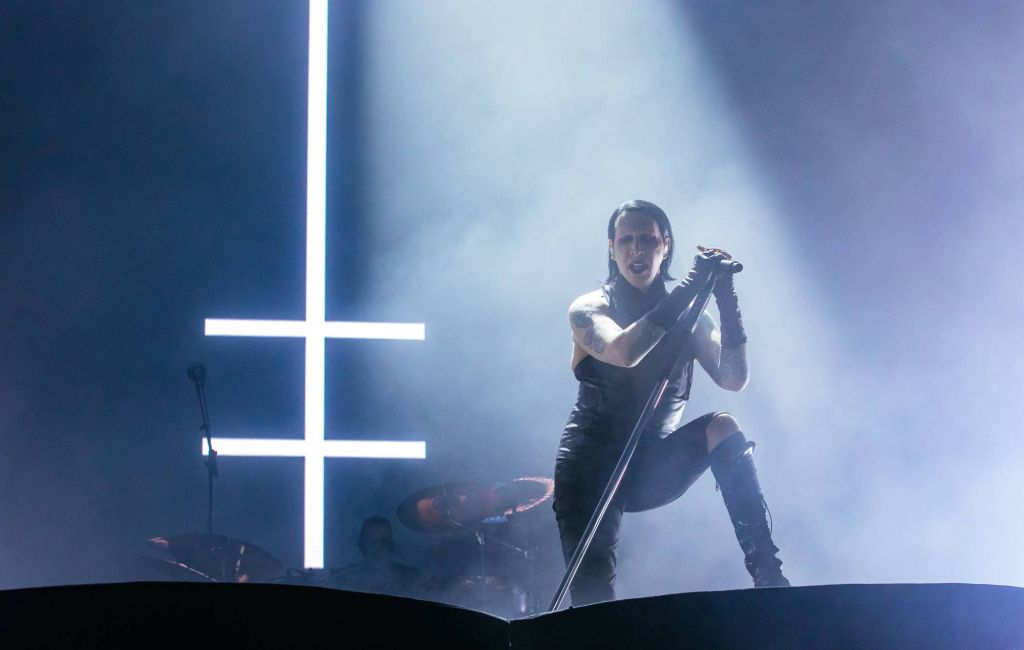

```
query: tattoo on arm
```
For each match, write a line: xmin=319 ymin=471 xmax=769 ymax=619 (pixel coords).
xmin=571 ymin=309 xmax=605 ymax=353
xmin=570 ymin=310 xmax=591 ymax=329
xmin=718 ymin=346 xmax=748 ymax=388
xmin=627 ymin=319 xmax=662 ymax=362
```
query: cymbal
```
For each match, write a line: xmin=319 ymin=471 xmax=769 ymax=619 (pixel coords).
xmin=396 ymin=482 xmax=502 ymax=533
xmin=146 ymin=532 xmax=284 ymax=583
xmin=493 ymin=476 xmax=554 ymax=514
xmin=134 ymin=556 xmax=216 ymax=583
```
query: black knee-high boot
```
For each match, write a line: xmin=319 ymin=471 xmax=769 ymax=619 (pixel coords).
xmin=709 ymin=431 xmax=790 ymax=588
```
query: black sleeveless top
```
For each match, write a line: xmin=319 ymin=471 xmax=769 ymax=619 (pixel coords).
xmin=565 ymin=276 xmax=695 ymax=443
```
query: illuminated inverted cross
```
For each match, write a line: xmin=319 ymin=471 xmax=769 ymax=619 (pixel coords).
xmin=202 ymin=0 xmax=425 ymax=569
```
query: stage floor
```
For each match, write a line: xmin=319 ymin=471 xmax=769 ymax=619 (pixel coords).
xmin=1 ymin=581 xmax=1021 ymax=648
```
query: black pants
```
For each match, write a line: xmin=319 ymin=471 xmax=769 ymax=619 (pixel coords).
xmin=552 ymin=411 xmax=722 ymax=606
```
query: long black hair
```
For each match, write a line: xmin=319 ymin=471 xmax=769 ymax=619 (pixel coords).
xmin=605 ymin=199 xmax=676 ymax=283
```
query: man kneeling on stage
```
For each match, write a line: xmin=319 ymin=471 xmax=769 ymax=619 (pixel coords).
xmin=553 ymin=199 xmax=789 ymax=606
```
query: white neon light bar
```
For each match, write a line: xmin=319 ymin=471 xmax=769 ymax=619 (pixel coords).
xmin=306 ymin=0 xmax=329 ymax=569
xmin=205 ymin=319 xmax=425 ymax=340
xmin=203 ymin=438 xmax=427 ymax=458
xmin=205 ymin=319 xmax=309 ymax=337
xmin=307 ymin=0 xmax=328 ymax=331
xmin=322 ymin=321 xmax=425 ymax=340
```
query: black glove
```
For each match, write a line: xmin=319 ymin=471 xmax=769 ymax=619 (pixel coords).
xmin=713 ymin=272 xmax=747 ymax=349
xmin=646 ymin=254 xmax=717 ymax=330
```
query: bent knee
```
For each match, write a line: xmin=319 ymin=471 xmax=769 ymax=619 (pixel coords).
xmin=706 ymin=413 xmax=741 ymax=452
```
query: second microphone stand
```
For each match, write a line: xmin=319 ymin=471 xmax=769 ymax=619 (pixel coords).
xmin=189 ymin=363 xmax=218 ymax=535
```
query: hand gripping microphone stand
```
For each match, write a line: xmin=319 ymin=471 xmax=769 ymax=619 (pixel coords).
xmin=548 ymin=260 xmax=742 ymax=612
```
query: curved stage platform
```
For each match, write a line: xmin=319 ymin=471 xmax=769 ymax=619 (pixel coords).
xmin=1 ymin=582 xmax=1021 ymax=648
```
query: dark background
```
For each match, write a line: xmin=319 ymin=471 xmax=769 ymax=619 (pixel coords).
xmin=2 ymin=0 xmax=1023 ymax=603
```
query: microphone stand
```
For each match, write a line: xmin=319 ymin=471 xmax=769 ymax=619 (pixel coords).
xmin=548 ymin=265 xmax=735 ymax=612
xmin=189 ymin=366 xmax=218 ymax=535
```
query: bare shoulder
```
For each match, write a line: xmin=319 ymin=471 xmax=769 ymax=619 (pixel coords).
xmin=568 ymin=289 xmax=609 ymax=326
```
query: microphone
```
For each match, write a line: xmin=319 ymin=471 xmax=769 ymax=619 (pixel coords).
xmin=718 ymin=259 xmax=743 ymax=273
xmin=187 ymin=362 xmax=207 ymax=385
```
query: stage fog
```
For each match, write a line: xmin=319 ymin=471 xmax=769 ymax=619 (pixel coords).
xmin=2 ymin=0 xmax=1023 ymax=609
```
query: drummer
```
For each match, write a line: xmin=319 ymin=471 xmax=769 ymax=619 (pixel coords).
xmin=330 ymin=517 xmax=427 ymax=597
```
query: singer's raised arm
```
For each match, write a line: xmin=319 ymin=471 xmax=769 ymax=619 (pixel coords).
xmin=569 ymin=292 xmax=667 ymax=369
xmin=694 ymin=312 xmax=749 ymax=391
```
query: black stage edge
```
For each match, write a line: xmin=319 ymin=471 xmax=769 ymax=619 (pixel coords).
xmin=1 ymin=583 xmax=1022 ymax=649
xmin=514 ymin=583 xmax=1024 ymax=649
xmin=0 ymin=582 xmax=507 ymax=649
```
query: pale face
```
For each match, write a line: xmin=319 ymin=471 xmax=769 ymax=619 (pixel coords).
xmin=609 ymin=211 xmax=671 ymax=291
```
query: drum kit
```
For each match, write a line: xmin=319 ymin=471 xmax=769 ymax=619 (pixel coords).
xmin=139 ymin=476 xmax=554 ymax=617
